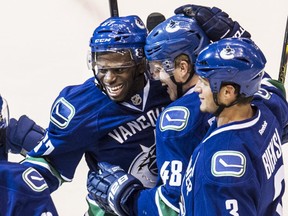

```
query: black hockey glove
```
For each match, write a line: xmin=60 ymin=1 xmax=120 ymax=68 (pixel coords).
xmin=146 ymin=12 xmax=166 ymax=32
xmin=174 ymin=4 xmax=251 ymax=41
xmin=6 ymin=115 xmax=45 ymax=156
xmin=87 ymin=162 xmax=144 ymax=216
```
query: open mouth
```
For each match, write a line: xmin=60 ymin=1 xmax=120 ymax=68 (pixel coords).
xmin=106 ymin=84 xmax=124 ymax=96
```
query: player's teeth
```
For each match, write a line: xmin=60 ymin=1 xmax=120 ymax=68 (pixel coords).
xmin=108 ymin=85 xmax=123 ymax=91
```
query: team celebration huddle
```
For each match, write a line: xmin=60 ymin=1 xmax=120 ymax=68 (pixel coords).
xmin=1 ymin=1 xmax=288 ymax=215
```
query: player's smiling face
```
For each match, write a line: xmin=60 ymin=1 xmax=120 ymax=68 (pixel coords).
xmin=148 ymin=61 xmax=178 ymax=101
xmin=95 ymin=51 xmax=137 ymax=102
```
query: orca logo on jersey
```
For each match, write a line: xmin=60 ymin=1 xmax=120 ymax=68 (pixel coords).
xmin=22 ymin=167 xmax=48 ymax=192
xmin=129 ymin=144 xmax=157 ymax=188
xmin=211 ymin=151 xmax=246 ymax=177
xmin=160 ymin=106 xmax=189 ymax=131
xmin=50 ymin=97 xmax=75 ymax=129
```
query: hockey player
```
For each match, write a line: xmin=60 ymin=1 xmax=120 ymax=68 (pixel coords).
xmin=87 ymin=14 xmax=211 ymax=216
xmin=0 ymin=15 xmax=171 ymax=216
xmin=0 ymin=161 xmax=59 ymax=215
xmin=180 ymin=38 xmax=288 ymax=215
xmin=0 ymin=95 xmax=58 ymax=215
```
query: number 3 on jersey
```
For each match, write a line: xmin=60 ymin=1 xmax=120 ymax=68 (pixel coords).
xmin=160 ymin=160 xmax=183 ymax=186
xmin=226 ymin=199 xmax=239 ymax=216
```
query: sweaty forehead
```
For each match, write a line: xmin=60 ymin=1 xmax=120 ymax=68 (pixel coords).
xmin=96 ymin=51 xmax=135 ymax=68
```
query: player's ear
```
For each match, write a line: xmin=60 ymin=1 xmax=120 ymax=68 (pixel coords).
xmin=179 ymin=60 xmax=190 ymax=77
xmin=219 ymin=84 xmax=237 ymax=104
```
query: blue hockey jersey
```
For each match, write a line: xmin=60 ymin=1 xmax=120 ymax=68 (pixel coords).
xmin=0 ymin=161 xmax=58 ymax=216
xmin=134 ymin=87 xmax=213 ymax=215
xmin=20 ymin=76 xmax=171 ymax=215
xmin=180 ymin=78 xmax=288 ymax=216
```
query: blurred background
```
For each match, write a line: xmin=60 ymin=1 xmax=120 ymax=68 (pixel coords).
xmin=1 ymin=0 xmax=287 ymax=215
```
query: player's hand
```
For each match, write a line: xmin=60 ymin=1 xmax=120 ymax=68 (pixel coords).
xmin=174 ymin=4 xmax=251 ymax=41
xmin=6 ymin=115 xmax=45 ymax=155
xmin=87 ymin=162 xmax=144 ymax=216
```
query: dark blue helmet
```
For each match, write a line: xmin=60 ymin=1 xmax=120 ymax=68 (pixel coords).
xmin=89 ymin=15 xmax=148 ymax=64
xmin=195 ymin=37 xmax=266 ymax=97
xmin=145 ymin=14 xmax=210 ymax=75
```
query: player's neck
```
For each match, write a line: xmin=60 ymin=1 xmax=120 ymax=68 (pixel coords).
xmin=124 ymin=74 xmax=146 ymax=101
xmin=182 ymin=74 xmax=198 ymax=94
xmin=217 ymin=103 xmax=254 ymax=127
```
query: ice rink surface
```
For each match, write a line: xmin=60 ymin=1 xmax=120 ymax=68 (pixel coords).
xmin=1 ymin=0 xmax=288 ymax=215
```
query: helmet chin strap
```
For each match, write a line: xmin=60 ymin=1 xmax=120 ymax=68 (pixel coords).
xmin=212 ymin=93 xmax=242 ymax=117
xmin=170 ymin=70 xmax=194 ymax=99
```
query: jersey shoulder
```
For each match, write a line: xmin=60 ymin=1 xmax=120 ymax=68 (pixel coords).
xmin=253 ymin=78 xmax=288 ymax=129
xmin=0 ymin=162 xmax=58 ymax=215
xmin=200 ymin=108 xmax=282 ymax=183
xmin=157 ymin=92 xmax=209 ymax=137
xmin=50 ymin=77 xmax=112 ymax=131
